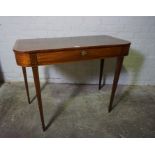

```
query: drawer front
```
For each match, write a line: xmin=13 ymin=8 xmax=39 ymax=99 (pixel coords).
xmin=37 ymin=46 xmax=125 ymax=65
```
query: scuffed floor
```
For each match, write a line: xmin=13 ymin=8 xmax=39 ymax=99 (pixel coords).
xmin=0 ymin=82 xmax=155 ymax=138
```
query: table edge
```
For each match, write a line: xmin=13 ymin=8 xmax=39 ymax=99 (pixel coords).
xmin=13 ymin=43 xmax=131 ymax=53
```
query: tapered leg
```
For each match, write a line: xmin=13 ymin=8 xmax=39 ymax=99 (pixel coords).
xmin=108 ymin=57 xmax=124 ymax=112
xmin=22 ymin=67 xmax=31 ymax=104
xmin=32 ymin=66 xmax=46 ymax=131
xmin=99 ymin=59 xmax=105 ymax=90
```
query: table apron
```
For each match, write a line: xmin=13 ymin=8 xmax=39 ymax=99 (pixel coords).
xmin=14 ymin=46 xmax=129 ymax=67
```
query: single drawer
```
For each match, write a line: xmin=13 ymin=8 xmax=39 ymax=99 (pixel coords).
xmin=37 ymin=46 xmax=125 ymax=65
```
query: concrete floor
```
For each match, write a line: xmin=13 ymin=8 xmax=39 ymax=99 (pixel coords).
xmin=0 ymin=82 xmax=155 ymax=138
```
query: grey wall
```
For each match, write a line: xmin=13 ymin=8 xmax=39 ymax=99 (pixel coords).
xmin=0 ymin=16 xmax=155 ymax=85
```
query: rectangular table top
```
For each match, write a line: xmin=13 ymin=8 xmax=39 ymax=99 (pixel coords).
xmin=13 ymin=35 xmax=130 ymax=53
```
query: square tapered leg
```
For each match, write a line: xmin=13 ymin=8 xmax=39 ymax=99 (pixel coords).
xmin=108 ymin=56 xmax=124 ymax=112
xmin=32 ymin=66 xmax=46 ymax=131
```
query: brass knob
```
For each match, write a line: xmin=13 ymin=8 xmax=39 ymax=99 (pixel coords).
xmin=81 ymin=50 xmax=88 ymax=56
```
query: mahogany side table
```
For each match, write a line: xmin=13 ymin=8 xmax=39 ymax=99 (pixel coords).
xmin=13 ymin=35 xmax=131 ymax=131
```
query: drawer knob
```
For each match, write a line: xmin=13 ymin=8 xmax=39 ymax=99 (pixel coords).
xmin=81 ymin=50 xmax=88 ymax=56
